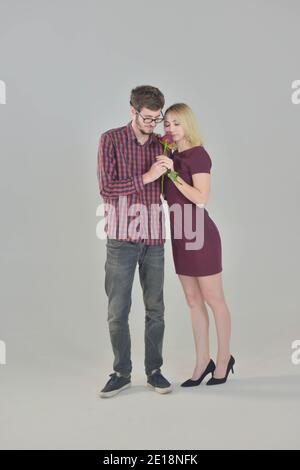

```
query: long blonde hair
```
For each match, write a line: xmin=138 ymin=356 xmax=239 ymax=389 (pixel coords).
xmin=164 ymin=103 xmax=204 ymax=150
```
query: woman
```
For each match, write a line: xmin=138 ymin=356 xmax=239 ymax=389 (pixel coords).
xmin=156 ymin=103 xmax=235 ymax=386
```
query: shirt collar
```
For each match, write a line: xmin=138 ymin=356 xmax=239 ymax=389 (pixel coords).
xmin=126 ymin=121 xmax=158 ymax=146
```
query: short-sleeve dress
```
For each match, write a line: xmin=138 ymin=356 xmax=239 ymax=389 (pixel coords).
xmin=164 ymin=145 xmax=222 ymax=276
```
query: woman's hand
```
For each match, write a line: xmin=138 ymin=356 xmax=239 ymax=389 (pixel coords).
xmin=155 ymin=155 xmax=174 ymax=171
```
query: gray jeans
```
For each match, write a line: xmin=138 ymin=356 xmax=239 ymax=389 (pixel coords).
xmin=104 ymin=237 xmax=165 ymax=377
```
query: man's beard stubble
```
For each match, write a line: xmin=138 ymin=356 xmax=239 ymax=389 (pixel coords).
xmin=136 ymin=119 xmax=154 ymax=136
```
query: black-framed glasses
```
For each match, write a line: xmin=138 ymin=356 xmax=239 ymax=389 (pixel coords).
xmin=135 ymin=110 xmax=164 ymax=124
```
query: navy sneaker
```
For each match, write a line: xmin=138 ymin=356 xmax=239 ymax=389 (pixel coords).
xmin=147 ymin=369 xmax=172 ymax=394
xmin=99 ymin=372 xmax=131 ymax=398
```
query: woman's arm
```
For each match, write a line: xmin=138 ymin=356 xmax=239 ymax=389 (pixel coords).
xmin=156 ymin=155 xmax=210 ymax=206
xmin=172 ymin=173 xmax=210 ymax=206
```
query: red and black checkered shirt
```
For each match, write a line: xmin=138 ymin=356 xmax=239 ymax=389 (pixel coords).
xmin=97 ymin=121 xmax=166 ymax=244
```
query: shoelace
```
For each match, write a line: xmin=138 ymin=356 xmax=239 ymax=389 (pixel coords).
xmin=108 ymin=372 xmax=118 ymax=384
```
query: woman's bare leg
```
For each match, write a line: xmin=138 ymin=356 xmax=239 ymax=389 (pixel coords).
xmin=178 ymin=274 xmax=211 ymax=379
xmin=197 ymin=272 xmax=232 ymax=378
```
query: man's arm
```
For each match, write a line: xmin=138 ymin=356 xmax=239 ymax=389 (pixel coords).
xmin=97 ymin=132 xmax=146 ymax=199
xmin=97 ymin=133 xmax=165 ymax=198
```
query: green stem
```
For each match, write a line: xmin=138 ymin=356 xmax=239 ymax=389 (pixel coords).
xmin=161 ymin=142 xmax=168 ymax=196
xmin=161 ymin=174 xmax=165 ymax=195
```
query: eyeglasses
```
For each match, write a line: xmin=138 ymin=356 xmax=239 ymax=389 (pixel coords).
xmin=135 ymin=110 xmax=164 ymax=124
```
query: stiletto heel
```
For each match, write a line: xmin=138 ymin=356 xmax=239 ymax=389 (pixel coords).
xmin=181 ymin=359 xmax=216 ymax=387
xmin=206 ymin=355 xmax=235 ymax=386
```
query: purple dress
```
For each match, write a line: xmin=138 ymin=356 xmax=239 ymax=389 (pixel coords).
xmin=164 ymin=145 xmax=222 ymax=276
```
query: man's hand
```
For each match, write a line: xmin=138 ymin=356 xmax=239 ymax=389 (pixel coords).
xmin=143 ymin=161 xmax=168 ymax=185
xmin=155 ymin=155 xmax=174 ymax=171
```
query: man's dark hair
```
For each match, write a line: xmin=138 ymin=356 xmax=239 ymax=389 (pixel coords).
xmin=130 ymin=85 xmax=165 ymax=112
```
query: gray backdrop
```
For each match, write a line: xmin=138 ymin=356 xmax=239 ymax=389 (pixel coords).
xmin=0 ymin=0 xmax=300 ymax=450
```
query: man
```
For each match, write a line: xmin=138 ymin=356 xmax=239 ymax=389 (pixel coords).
xmin=97 ymin=85 xmax=172 ymax=397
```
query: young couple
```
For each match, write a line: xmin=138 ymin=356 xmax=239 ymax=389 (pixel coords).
xmin=97 ymin=85 xmax=235 ymax=398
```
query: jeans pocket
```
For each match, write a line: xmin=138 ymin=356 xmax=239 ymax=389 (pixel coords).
xmin=106 ymin=237 xmax=127 ymax=248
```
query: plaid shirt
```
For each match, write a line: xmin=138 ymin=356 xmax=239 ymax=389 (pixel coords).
xmin=97 ymin=121 xmax=166 ymax=244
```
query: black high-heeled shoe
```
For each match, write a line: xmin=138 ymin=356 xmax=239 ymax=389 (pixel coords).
xmin=206 ymin=355 xmax=235 ymax=385
xmin=181 ymin=359 xmax=216 ymax=387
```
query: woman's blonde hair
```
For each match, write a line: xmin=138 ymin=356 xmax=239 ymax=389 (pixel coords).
xmin=164 ymin=103 xmax=204 ymax=149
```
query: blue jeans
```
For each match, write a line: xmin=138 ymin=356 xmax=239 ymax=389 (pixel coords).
xmin=104 ymin=237 xmax=165 ymax=377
